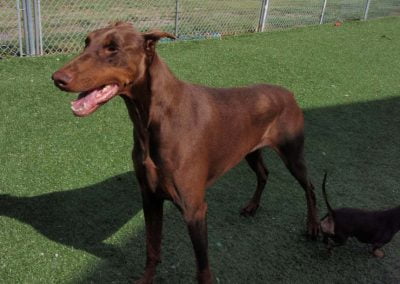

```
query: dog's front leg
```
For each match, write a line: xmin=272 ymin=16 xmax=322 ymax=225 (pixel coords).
xmin=183 ymin=200 xmax=212 ymax=284
xmin=136 ymin=190 xmax=164 ymax=284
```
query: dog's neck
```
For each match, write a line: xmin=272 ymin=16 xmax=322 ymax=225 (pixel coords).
xmin=122 ymin=52 xmax=183 ymax=160
xmin=147 ymin=53 xmax=184 ymax=124
xmin=124 ymin=52 xmax=182 ymax=125
xmin=381 ymin=206 xmax=400 ymax=232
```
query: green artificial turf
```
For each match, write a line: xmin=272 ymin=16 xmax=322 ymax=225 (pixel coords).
xmin=0 ymin=17 xmax=399 ymax=283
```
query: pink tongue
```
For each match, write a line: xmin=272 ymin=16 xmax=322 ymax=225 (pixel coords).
xmin=71 ymin=84 xmax=118 ymax=116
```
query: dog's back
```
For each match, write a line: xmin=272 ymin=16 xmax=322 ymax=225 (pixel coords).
xmin=334 ymin=207 xmax=400 ymax=244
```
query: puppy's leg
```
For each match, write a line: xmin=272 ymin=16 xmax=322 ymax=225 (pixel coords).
xmin=323 ymin=235 xmax=333 ymax=256
xmin=324 ymin=234 xmax=348 ymax=256
xmin=332 ymin=234 xmax=347 ymax=246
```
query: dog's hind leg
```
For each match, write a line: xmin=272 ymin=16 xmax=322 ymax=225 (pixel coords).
xmin=276 ymin=134 xmax=319 ymax=238
xmin=240 ymin=149 xmax=269 ymax=216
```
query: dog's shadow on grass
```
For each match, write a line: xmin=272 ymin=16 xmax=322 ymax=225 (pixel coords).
xmin=0 ymin=172 xmax=140 ymax=259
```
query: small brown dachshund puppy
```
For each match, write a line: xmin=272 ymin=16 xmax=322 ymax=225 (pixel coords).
xmin=321 ymin=171 xmax=400 ymax=258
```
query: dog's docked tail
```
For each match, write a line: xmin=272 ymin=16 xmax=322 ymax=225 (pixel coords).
xmin=322 ymin=171 xmax=334 ymax=216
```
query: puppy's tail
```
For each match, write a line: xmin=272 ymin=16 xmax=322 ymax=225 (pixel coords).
xmin=322 ymin=170 xmax=334 ymax=216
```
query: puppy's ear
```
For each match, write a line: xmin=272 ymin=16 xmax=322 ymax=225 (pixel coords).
xmin=143 ymin=30 xmax=176 ymax=55
xmin=320 ymin=216 xmax=335 ymax=235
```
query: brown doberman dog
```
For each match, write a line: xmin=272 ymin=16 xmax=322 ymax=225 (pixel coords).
xmin=52 ymin=22 xmax=318 ymax=283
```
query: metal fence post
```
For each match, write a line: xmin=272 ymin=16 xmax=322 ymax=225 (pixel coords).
xmin=16 ymin=0 xmax=24 ymax=56
xmin=319 ymin=0 xmax=328 ymax=24
xmin=364 ymin=0 xmax=372 ymax=20
xmin=258 ymin=0 xmax=270 ymax=32
xmin=175 ymin=0 xmax=179 ymax=37
xmin=33 ymin=0 xmax=43 ymax=55
xmin=22 ymin=0 xmax=36 ymax=55
xmin=19 ymin=0 xmax=41 ymax=56
xmin=21 ymin=0 xmax=29 ymax=54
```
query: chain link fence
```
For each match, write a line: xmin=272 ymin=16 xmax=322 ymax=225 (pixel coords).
xmin=0 ymin=1 xmax=21 ymax=56
xmin=1 ymin=0 xmax=399 ymax=57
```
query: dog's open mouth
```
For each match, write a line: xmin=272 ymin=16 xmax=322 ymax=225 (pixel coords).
xmin=71 ymin=84 xmax=119 ymax=117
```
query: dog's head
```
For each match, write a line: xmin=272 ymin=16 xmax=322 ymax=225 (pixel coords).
xmin=52 ymin=22 xmax=175 ymax=117
xmin=320 ymin=214 xmax=335 ymax=235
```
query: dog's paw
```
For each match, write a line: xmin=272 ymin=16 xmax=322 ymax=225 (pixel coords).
xmin=240 ymin=202 xmax=259 ymax=217
xmin=134 ymin=278 xmax=153 ymax=284
xmin=306 ymin=224 xmax=320 ymax=240
xmin=134 ymin=271 xmax=155 ymax=284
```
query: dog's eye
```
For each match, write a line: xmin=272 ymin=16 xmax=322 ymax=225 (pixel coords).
xmin=84 ymin=38 xmax=90 ymax=49
xmin=104 ymin=43 xmax=118 ymax=54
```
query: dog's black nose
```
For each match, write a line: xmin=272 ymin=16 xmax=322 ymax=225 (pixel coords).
xmin=52 ymin=70 xmax=72 ymax=90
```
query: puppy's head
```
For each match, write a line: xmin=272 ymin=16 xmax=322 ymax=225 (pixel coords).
xmin=320 ymin=214 xmax=335 ymax=235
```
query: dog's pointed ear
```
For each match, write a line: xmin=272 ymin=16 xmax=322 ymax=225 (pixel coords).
xmin=143 ymin=30 xmax=176 ymax=55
